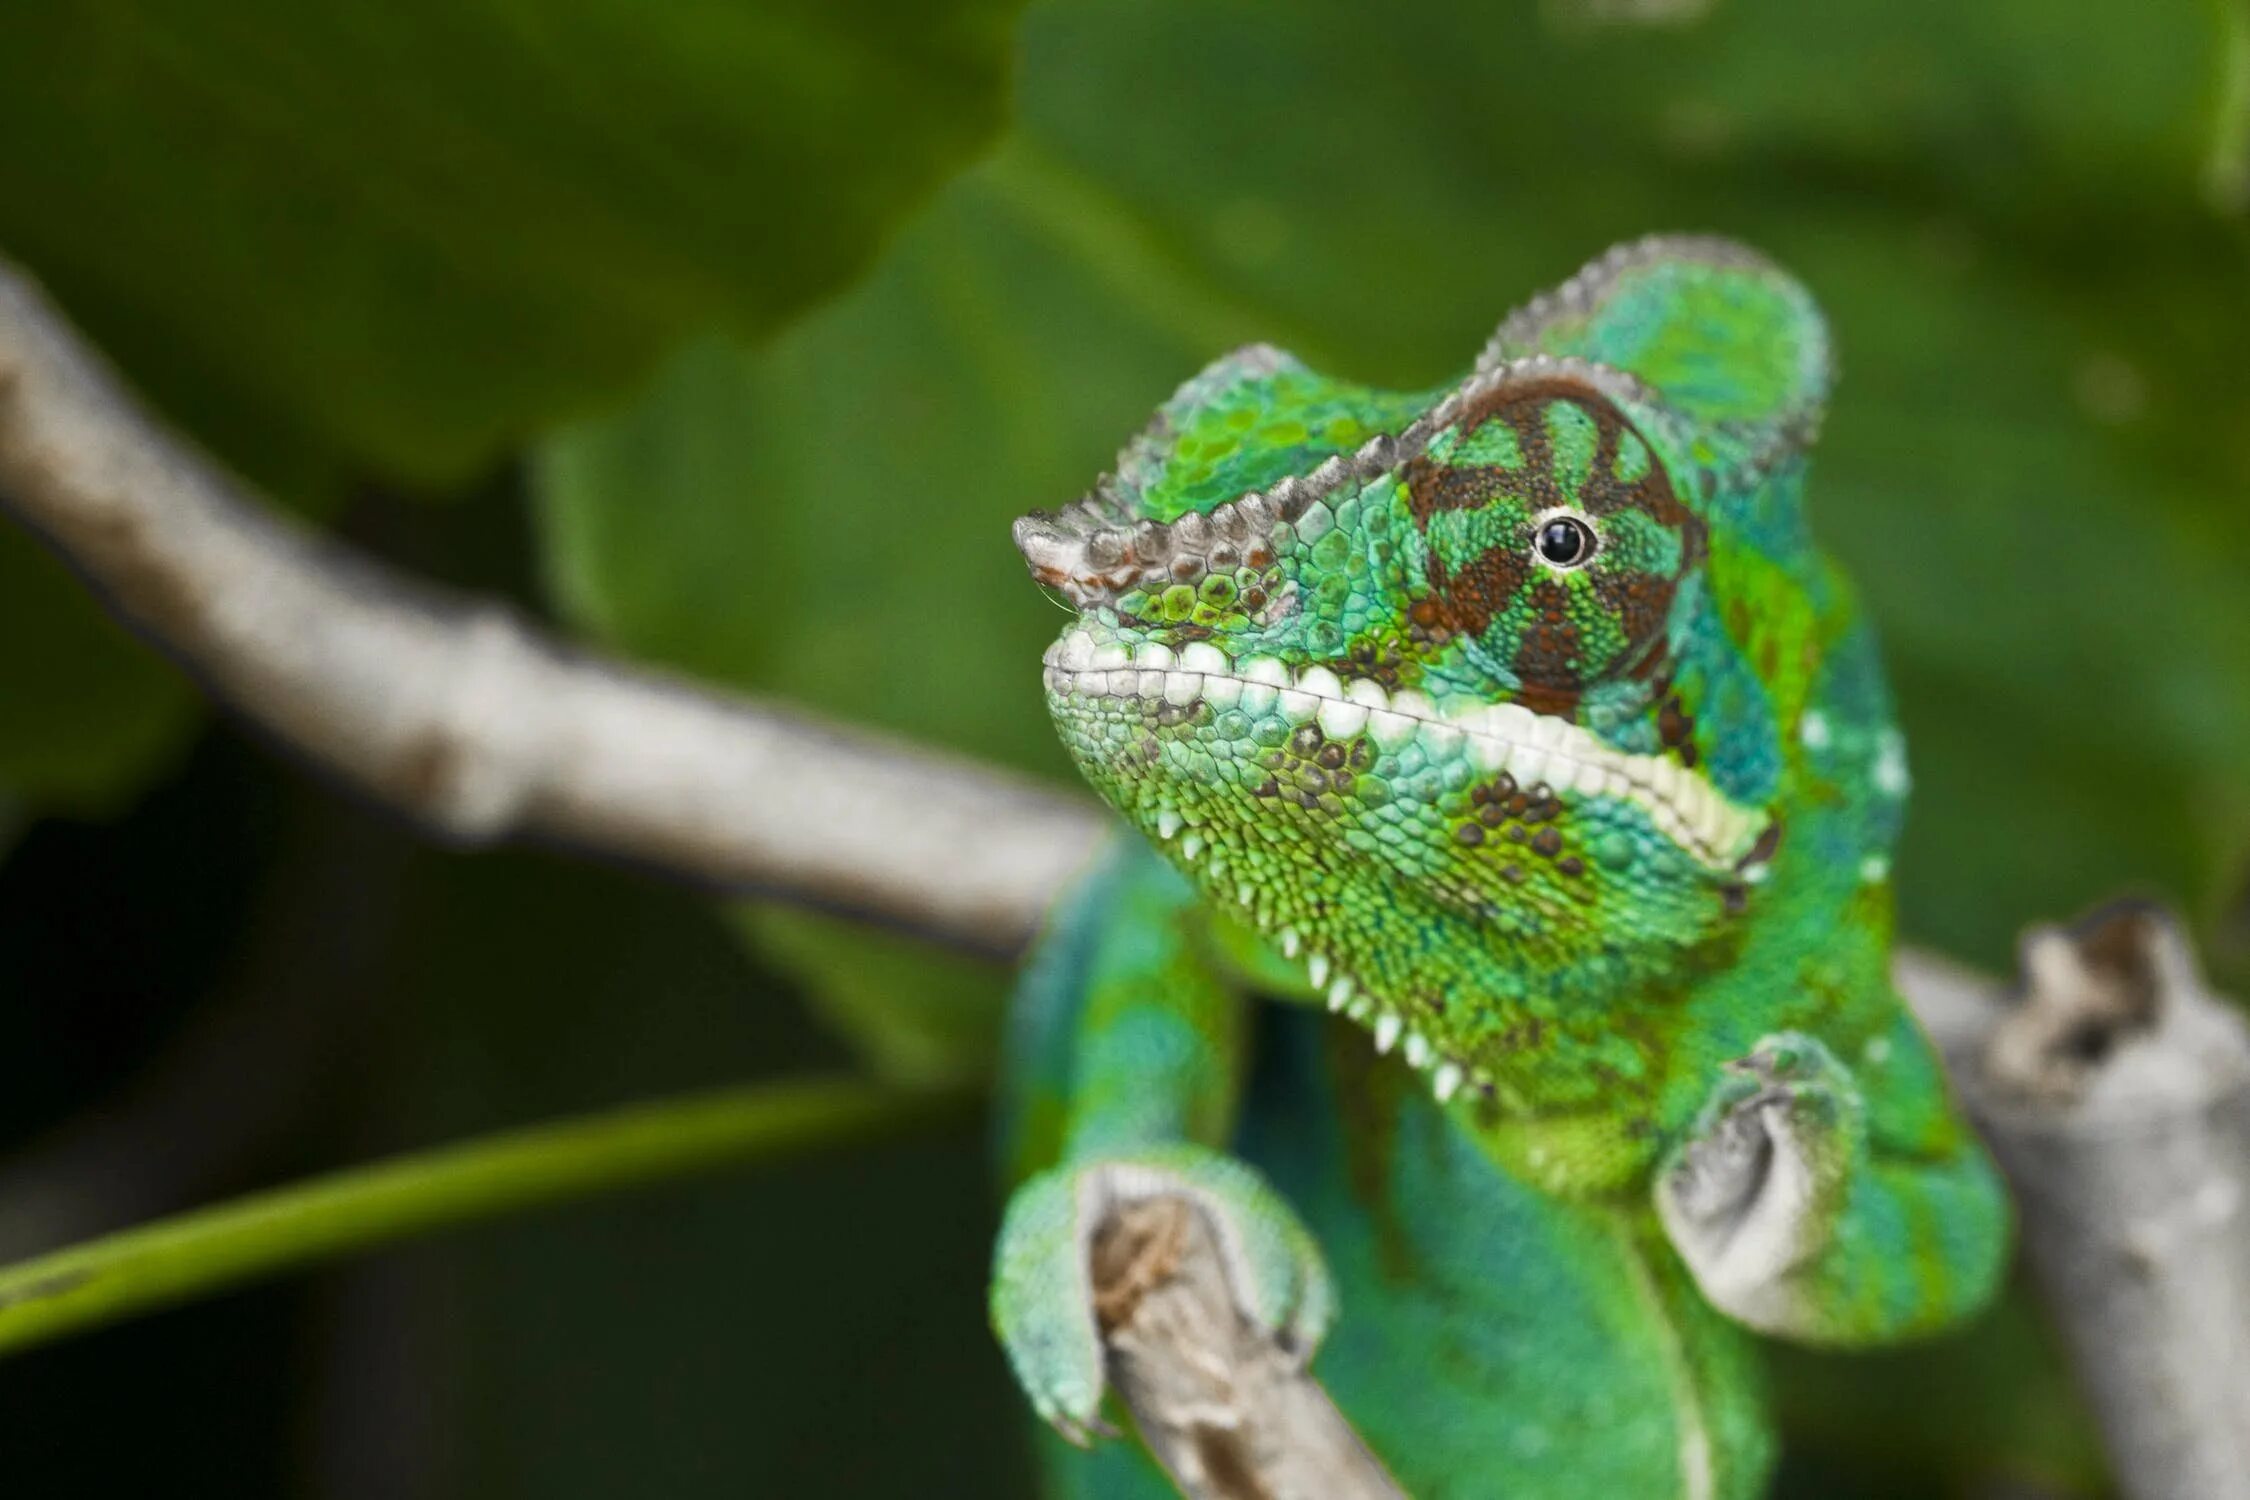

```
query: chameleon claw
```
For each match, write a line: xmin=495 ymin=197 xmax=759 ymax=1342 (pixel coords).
xmin=1051 ymin=1413 xmax=1099 ymax=1450
xmin=1724 ymin=1035 xmax=1823 ymax=1087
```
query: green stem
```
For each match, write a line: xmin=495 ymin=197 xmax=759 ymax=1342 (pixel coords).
xmin=0 ymin=1074 xmax=967 ymax=1360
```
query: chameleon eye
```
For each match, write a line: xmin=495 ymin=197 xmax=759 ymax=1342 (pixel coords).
xmin=1535 ymin=513 xmax=1597 ymax=570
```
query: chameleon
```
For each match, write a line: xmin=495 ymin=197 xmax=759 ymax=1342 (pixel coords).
xmin=990 ymin=236 xmax=2010 ymax=1499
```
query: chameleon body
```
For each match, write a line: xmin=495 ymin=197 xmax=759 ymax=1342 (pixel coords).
xmin=992 ymin=238 xmax=2008 ymax=1498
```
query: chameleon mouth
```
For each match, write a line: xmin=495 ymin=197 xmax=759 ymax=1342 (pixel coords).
xmin=1041 ymin=626 xmax=1767 ymax=872
xmin=1043 ymin=627 xmax=1774 ymax=1106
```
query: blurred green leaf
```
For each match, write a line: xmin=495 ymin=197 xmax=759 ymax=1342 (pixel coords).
xmin=0 ymin=532 xmax=200 ymax=813
xmin=0 ymin=0 xmax=1023 ymax=492
xmin=734 ymin=905 xmax=1009 ymax=1087
xmin=1769 ymin=1285 xmax=2109 ymax=1496
xmin=539 ymin=0 xmax=2250 ymax=991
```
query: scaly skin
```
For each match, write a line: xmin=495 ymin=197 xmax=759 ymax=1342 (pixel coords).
xmin=991 ymin=237 xmax=2009 ymax=1498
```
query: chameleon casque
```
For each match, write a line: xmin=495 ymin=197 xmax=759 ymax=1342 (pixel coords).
xmin=991 ymin=236 xmax=2009 ymax=1498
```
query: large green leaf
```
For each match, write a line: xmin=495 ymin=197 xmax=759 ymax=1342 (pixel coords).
xmin=0 ymin=0 xmax=1022 ymax=812
xmin=0 ymin=0 xmax=1023 ymax=489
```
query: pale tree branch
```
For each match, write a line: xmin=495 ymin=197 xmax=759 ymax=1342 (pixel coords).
xmin=1 ymin=252 xmax=2246 ymax=1500
xmin=0 ymin=260 xmax=1102 ymax=958
xmin=1922 ymin=906 xmax=2250 ymax=1500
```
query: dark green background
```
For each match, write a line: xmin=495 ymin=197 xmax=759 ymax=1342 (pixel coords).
xmin=3 ymin=0 xmax=2243 ymax=1492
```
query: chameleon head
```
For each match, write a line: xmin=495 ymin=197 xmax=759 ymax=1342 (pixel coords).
xmin=1013 ymin=240 xmax=1839 ymax=1098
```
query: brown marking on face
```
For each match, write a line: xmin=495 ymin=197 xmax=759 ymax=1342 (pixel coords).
xmin=1737 ymin=819 xmax=1784 ymax=873
xmin=1400 ymin=375 xmax=1707 ymax=707
xmin=1511 ymin=576 xmax=1584 ymax=685
xmin=1657 ymin=695 xmax=1693 ymax=749
xmin=1403 ymin=456 xmax=1505 ymax=522
xmin=1614 ymin=572 xmax=1675 ymax=665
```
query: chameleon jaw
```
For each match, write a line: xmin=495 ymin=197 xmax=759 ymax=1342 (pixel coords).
xmin=1041 ymin=625 xmax=1768 ymax=872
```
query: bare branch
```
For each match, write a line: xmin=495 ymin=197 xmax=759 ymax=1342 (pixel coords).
xmin=4 ymin=250 xmax=2248 ymax=1500
xmin=0 ymin=257 xmax=1104 ymax=957
xmin=1918 ymin=904 xmax=2250 ymax=1500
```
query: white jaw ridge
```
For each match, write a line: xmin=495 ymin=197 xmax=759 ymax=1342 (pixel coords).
xmin=1041 ymin=627 xmax=1767 ymax=870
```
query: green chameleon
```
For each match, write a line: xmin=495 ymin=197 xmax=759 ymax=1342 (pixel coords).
xmin=990 ymin=236 xmax=2009 ymax=1498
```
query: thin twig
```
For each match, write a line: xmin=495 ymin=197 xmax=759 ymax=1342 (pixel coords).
xmin=0 ymin=1075 xmax=963 ymax=1360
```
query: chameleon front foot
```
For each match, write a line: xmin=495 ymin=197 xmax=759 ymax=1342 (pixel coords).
xmin=989 ymin=1144 xmax=1335 ymax=1445
xmin=1656 ymin=1033 xmax=1862 ymax=1335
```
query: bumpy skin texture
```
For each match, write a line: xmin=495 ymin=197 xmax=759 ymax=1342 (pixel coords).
xmin=992 ymin=237 xmax=2009 ymax=1499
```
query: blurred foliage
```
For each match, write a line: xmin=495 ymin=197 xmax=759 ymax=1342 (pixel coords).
xmin=0 ymin=543 xmax=202 ymax=811
xmin=0 ymin=0 xmax=1022 ymax=812
xmin=733 ymin=904 xmax=1013 ymax=1086
xmin=0 ymin=730 xmax=1028 ymax=1496
xmin=4 ymin=0 xmax=2249 ymax=1493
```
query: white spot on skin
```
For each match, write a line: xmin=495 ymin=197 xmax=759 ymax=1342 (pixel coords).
xmin=1873 ymin=729 xmax=1910 ymax=798
xmin=1318 ymin=696 xmax=1369 ymax=740
xmin=1373 ymin=1012 xmax=1402 ymax=1054
xmin=1179 ymin=641 xmax=1228 ymax=674
xmin=1432 ymin=1063 xmax=1464 ymax=1103
xmin=1859 ymin=854 xmax=1890 ymax=884
xmin=1798 ymin=710 xmax=1830 ymax=751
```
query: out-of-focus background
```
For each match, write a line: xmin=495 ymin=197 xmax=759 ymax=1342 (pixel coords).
xmin=0 ymin=0 xmax=2243 ymax=1494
